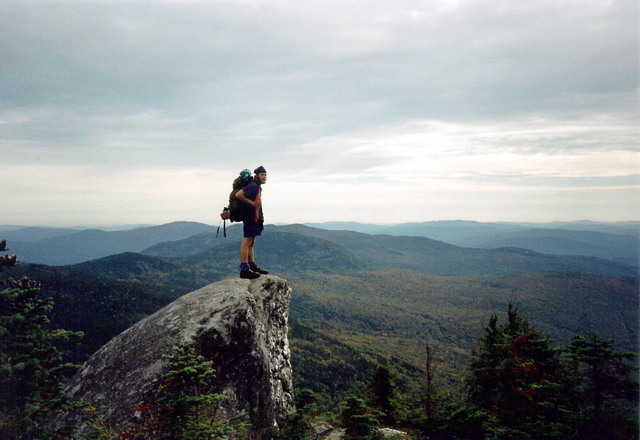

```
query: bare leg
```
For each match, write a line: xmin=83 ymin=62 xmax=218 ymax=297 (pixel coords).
xmin=240 ymin=237 xmax=256 ymax=264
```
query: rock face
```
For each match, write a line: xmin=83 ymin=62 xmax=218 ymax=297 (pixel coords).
xmin=54 ymin=276 xmax=294 ymax=436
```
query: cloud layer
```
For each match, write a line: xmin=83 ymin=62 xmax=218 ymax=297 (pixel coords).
xmin=1 ymin=0 xmax=638 ymax=226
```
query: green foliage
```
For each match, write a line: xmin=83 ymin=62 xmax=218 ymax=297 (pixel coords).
xmin=2 ymin=231 xmax=638 ymax=439
xmin=564 ymin=333 xmax=638 ymax=440
xmin=0 ymin=269 xmax=82 ymax=438
xmin=286 ymin=269 xmax=638 ymax=411
xmin=289 ymin=319 xmax=378 ymax=409
xmin=119 ymin=340 xmax=244 ymax=439
xmin=81 ymin=402 xmax=121 ymax=440
xmin=405 ymin=341 xmax=459 ymax=438
xmin=0 ymin=262 xmax=192 ymax=364
xmin=339 ymin=396 xmax=384 ymax=440
xmin=274 ymin=388 xmax=319 ymax=440
xmin=364 ymin=366 xmax=408 ymax=427
xmin=459 ymin=303 xmax=639 ymax=440
xmin=465 ymin=303 xmax=573 ymax=439
xmin=3 ymin=242 xmax=637 ymax=414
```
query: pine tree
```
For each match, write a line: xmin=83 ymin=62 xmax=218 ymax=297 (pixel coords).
xmin=274 ymin=388 xmax=318 ymax=440
xmin=466 ymin=303 xmax=571 ymax=439
xmin=564 ymin=333 xmax=638 ymax=440
xmin=423 ymin=341 xmax=436 ymax=422
xmin=0 ymin=242 xmax=82 ymax=439
xmin=411 ymin=340 xmax=456 ymax=439
xmin=121 ymin=340 xmax=242 ymax=439
xmin=365 ymin=366 xmax=406 ymax=427
xmin=339 ymin=396 xmax=384 ymax=440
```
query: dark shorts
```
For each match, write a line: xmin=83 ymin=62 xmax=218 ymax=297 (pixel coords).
xmin=243 ymin=219 xmax=263 ymax=238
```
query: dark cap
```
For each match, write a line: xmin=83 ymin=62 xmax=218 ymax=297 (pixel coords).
xmin=254 ymin=166 xmax=267 ymax=174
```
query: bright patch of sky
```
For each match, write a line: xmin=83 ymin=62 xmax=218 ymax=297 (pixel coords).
xmin=1 ymin=0 xmax=638 ymax=226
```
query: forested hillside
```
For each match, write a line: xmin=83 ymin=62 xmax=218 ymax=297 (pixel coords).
xmin=305 ymin=220 xmax=640 ymax=267
xmin=1 ymin=223 xmax=638 ymax=438
xmin=271 ymin=225 xmax=637 ymax=276
xmin=2 ymin=225 xmax=636 ymax=400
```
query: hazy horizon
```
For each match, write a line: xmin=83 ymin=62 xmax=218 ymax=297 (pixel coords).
xmin=2 ymin=218 xmax=639 ymax=232
xmin=2 ymin=1 xmax=638 ymax=226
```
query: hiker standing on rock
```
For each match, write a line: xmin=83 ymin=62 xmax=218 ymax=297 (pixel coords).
xmin=235 ymin=166 xmax=269 ymax=279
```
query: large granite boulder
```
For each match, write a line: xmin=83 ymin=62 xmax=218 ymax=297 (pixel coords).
xmin=52 ymin=275 xmax=294 ymax=437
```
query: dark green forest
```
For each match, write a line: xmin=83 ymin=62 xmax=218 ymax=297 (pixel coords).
xmin=1 ymin=226 xmax=638 ymax=439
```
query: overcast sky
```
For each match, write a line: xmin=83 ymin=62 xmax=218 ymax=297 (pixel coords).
xmin=1 ymin=0 xmax=638 ymax=227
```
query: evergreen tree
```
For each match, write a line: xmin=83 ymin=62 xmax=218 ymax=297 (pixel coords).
xmin=274 ymin=388 xmax=318 ymax=440
xmin=121 ymin=340 xmax=242 ymax=439
xmin=422 ymin=341 xmax=437 ymax=422
xmin=466 ymin=303 xmax=571 ymax=439
xmin=0 ymin=243 xmax=82 ymax=439
xmin=411 ymin=341 xmax=458 ymax=439
xmin=339 ymin=396 xmax=384 ymax=440
xmin=365 ymin=366 xmax=406 ymax=427
xmin=564 ymin=333 xmax=638 ymax=440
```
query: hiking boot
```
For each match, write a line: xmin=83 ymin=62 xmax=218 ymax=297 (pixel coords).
xmin=239 ymin=269 xmax=260 ymax=279
xmin=249 ymin=263 xmax=269 ymax=275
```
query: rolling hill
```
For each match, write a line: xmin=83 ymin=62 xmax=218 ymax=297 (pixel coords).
xmin=1 ymin=221 xmax=213 ymax=265
xmin=273 ymin=225 xmax=637 ymax=276
xmin=2 ymin=222 xmax=637 ymax=409
xmin=469 ymin=228 xmax=639 ymax=266
xmin=4 ymin=219 xmax=637 ymax=267
xmin=305 ymin=220 xmax=640 ymax=267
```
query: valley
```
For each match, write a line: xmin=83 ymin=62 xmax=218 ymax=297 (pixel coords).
xmin=1 ymin=220 xmax=637 ymax=409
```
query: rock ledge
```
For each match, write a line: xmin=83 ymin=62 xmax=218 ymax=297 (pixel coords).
xmin=53 ymin=276 xmax=294 ymax=436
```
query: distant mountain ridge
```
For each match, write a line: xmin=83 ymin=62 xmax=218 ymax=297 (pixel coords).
xmin=2 ymin=220 xmax=637 ymax=267
xmin=272 ymin=224 xmax=636 ymax=277
xmin=471 ymin=228 xmax=638 ymax=266
xmin=305 ymin=220 xmax=640 ymax=236
xmin=0 ymin=221 xmax=213 ymax=265
xmin=0 ymin=226 xmax=80 ymax=242
xmin=304 ymin=220 xmax=640 ymax=267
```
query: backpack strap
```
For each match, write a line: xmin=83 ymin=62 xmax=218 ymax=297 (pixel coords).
xmin=216 ymin=218 xmax=227 ymax=238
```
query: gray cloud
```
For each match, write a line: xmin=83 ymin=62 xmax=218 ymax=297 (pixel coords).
xmin=0 ymin=0 xmax=637 ymax=225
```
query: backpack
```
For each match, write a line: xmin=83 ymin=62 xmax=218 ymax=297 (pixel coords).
xmin=218 ymin=169 xmax=252 ymax=237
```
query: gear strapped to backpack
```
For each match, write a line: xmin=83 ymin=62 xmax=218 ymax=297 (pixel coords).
xmin=217 ymin=169 xmax=252 ymax=237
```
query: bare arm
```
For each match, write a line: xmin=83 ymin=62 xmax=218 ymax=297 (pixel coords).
xmin=235 ymin=189 xmax=256 ymax=207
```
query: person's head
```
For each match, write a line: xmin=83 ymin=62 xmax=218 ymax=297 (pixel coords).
xmin=254 ymin=166 xmax=267 ymax=184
